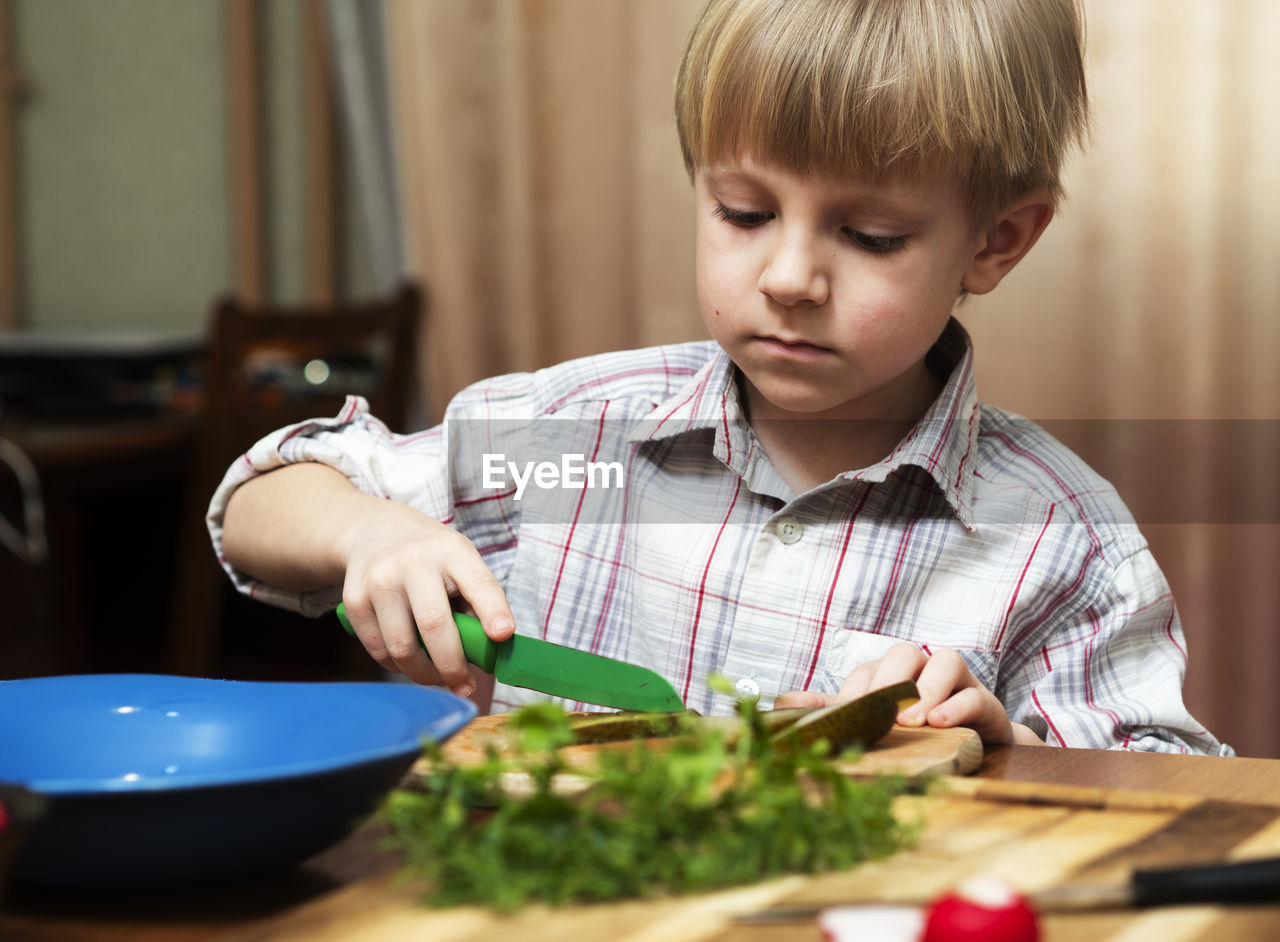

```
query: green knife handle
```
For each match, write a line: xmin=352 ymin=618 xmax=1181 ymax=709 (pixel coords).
xmin=335 ymin=603 xmax=499 ymax=673
xmin=452 ymin=612 xmax=499 ymax=673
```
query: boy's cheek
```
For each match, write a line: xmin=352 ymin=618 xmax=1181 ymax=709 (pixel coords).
xmin=696 ymin=263 xmax=754 ymax=321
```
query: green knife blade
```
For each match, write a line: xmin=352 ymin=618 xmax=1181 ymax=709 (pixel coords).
xmin=335 ymin=604 xmax=685 ymax=713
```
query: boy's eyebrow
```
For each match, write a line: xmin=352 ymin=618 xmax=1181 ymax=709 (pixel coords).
xmin=700 ymin=166 xmax=936 ymax=220
xmin=700 ymin=166 xmax=775 ymax=191
xmin=701 ymin=166 xmax=756 ymax=184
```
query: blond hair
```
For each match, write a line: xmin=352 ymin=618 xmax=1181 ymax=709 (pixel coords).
xmin=675 ymin=0 xmax=1090 ymax=222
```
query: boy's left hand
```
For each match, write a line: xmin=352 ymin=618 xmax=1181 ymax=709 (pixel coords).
xmin=774 ymin=642 xmax=1044 ymax=746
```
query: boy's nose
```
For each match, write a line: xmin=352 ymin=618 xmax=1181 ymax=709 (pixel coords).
xmin=757 ymin=233 xmax=829 ymax=307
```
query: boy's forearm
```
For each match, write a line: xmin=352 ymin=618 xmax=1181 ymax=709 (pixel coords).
xmin=221 ymin=462 xmax=371 ymax=592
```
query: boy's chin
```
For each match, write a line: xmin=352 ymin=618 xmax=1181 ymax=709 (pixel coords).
xmin=739 ymin=375 xmax=856 ymax=419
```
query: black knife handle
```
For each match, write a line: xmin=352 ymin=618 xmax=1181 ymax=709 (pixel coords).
xmin=1133 ymin=856 xmax=1280 ymax=906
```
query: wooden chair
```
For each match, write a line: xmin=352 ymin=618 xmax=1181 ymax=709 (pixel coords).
xmin=165 ymin=282 xmax=424 ymax=677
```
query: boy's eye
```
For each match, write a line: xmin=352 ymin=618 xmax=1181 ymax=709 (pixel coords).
xmin=845 ymin=229 xmax=908 ymax=253
xmin=711 ymin=202 xmax=908 ymax=252
xmin=712 ymin=203 xmax=772 ymax=228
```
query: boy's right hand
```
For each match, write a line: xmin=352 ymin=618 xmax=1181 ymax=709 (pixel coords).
xmin=221 ymin=462 xmax=515 ymax=699
xmin=333 ymin=497 xmax=515 ymax=697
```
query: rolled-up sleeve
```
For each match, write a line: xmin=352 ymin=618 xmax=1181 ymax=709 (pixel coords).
xmin=1003 ymin=545 xmax=1233 ymax=756
xmin=204 ymin=395 xmax=449 ymax=615
xmin=206 ymin=374 xmax=536 ymax=617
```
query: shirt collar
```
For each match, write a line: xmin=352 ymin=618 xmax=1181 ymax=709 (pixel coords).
xmin=627 ymin=346 xmax=753 ymax=471
xmin=629 ymin=318 xmax=980 ymax=527
xmin=841 ymin=318 xmax=979 ymax=528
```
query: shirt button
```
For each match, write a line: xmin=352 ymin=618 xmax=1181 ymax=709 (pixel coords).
xmin=777 ymin=519 xmax=803 ymax=545
xmin=735 ymin=677 xmax=761 ymax=699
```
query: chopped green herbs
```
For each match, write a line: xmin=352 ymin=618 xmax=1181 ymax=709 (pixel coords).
xmin=382 ymin=694 xmax=919 ymax=912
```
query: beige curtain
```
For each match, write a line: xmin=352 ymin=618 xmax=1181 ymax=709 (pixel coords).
xmin=385 ymin=0 xmax=1280 ymax=757
xmin=385 ymin=0 xmax=704 ymax=418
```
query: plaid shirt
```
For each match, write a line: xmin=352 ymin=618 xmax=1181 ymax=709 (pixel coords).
xmin=208 ymin=319 xmax=1230 ymax=755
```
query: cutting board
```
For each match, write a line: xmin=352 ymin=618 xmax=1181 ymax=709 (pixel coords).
xmin=208 ymin=717 xmax=1280 ymax=942
xmin=216 ymin=781 xmax=1280 ymax=942
xmin=437 ymin=713 xmax=985 ymax=779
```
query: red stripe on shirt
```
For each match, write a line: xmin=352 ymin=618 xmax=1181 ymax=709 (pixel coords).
xmin=952 ymin=404 xmax=978 ymax=493
xmin=993 ymin=504 xmax=1055 ymax=650
xmin=650 ymin=383 xmax=704 ymax=437
xmin=870 ymin=486 xmax=933 ymax=634
xmin=984 ymin=430 xmax=1102 ymax=553
xmin=801 ymin=486 xmax=871 ymax=688
xmin=455 ymin=487 xmax=518 ymax=508
xmin=477 ymin=538 xmax=518 ymax=559
xmin=682 ymin=477 xmax=743 ymax=700
xmin=926 ymin=355 xmax=971 ymax=469
xmin=547 ymin=365 xmax=696 ymax=414
xmin=587 ymin=522 xmax=629 ymax=655
xmin=719 ymin=397 xmax=733 ymax=465
xmin=1162 ymin=604 xmax=1186 ymax=661
xmin=588 ymin=454 xmax=639 ymax=655
xmin=1082 ymin=610 xmax=1124 ymax=739
xmin=1031 ymin=689 xmax=1065 ymax=745
xmin=1006 ymin=545 xmax=1096 ymax=654
xmin=542 ymin=402 xmax=611 ymax=638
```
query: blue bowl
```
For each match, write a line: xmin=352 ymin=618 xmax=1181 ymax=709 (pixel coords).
xmin=0 ymin=674 xmax=475 ymax=887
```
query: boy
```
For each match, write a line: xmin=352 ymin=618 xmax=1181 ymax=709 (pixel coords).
xmin=213 ymin=0 xmax=1229 ymax=754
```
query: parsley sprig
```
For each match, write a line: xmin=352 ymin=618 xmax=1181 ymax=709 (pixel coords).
xmin=383 ymin=692 xmax=917 ymax=912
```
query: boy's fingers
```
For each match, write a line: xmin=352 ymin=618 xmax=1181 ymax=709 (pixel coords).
xmin=898 ymin=647 xmax=968 ymax=725
xmin=354 ymin=595 xmax=439 ymax=686
xmin=773 ymin=690 xmax=836 ymax=709
xmin=380 ymin=596 xmax=453 ymax=688
xmin=836 ymin=662 xmax=877 ymax=701
xmin=869 ymin=642 xmax=929 ymax=689
xmin=924 ymin=686 xmax=979 ymax=728
xmin=405 ymin=586 xmax=475 ymax=696
xmin=866 ymin=643 xmax=930 ymax=722
xmin=447 ymin=556 xmax=516 ymax=641
xmin=339 ymin=597 xmax=400 ymax=675
xmin=839 ymin=644 xmax=927 ymax=704
xmin=927 ymin=686 xmax=1012 ymax=744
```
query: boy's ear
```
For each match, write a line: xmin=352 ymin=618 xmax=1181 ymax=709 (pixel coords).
xmin=961 ymin=191 xmax=1054 ymax=296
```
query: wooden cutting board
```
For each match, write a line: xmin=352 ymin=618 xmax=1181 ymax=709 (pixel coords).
xmin=216 ymin=782 xmax=1280 ymax=942
xmin=205 ymin=716 xmax=1280 ymax=942
xmin=436 ymin=713 xmax=985 ymax=779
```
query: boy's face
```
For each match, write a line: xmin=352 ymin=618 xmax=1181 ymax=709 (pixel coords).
xmin=695 ymin=154 xmax=986 ymax=424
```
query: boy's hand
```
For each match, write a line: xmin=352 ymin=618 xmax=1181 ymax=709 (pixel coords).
xmin=222 ymin=463 xmax=514 ymax=702
xmin=334 ymin=497 xmax=515 ymax=697
xmin=774 ymin=642 xmax=1044 ymax=746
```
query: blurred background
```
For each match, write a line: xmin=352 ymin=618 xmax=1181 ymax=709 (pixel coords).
xmin=0 ymin=0 xmax=1276 ymax=756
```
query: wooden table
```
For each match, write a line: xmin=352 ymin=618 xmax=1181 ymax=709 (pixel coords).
xmin=3 ymin=742 xmax=1279 ymax=942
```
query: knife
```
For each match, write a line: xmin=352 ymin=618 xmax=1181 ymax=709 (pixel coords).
xmin=735 ymin=856 xmax=1280 ymax=921
xmin=335 ymin=604 xmax=685 ymax=713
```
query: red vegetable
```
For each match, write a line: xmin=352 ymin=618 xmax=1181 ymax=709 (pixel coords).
xmin=922 ymin=877 xmax=1039 ymax=942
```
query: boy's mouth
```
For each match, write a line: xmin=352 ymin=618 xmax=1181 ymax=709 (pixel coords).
xmin=754 ymin=335 xmax=832 ymax=360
